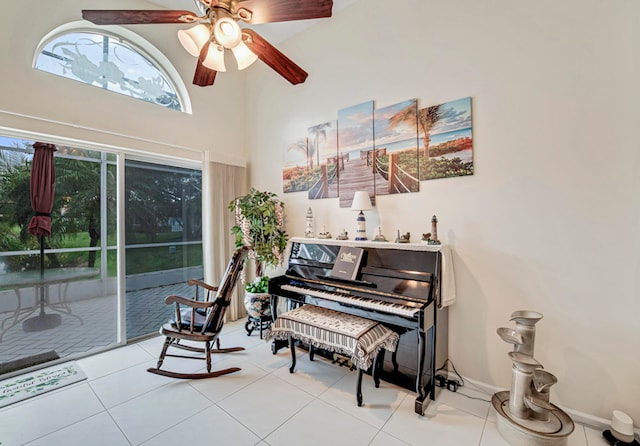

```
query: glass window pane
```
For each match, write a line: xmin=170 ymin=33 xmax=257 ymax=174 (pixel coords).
xmin=124 ymin=160 xmax=203 ymax=340
xmin=0 ymin=138 xmax=118 ymax=368
xmin=35 ymin=31 xmax=184 ymax=111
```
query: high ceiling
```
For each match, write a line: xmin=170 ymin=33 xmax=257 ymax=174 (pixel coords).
xmin=147 ymin=0 xmax=356 ymax=43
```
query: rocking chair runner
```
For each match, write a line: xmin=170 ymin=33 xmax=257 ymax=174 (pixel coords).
xmin=147 ymin=247 xmax=249 ymax=379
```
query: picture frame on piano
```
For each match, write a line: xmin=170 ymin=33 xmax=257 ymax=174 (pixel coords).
xmin=330 ymin=246 xmax=364 ymax=280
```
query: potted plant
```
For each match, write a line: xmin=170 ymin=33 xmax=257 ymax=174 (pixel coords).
xmin=228 ymin=188 xmax=288 ymax=336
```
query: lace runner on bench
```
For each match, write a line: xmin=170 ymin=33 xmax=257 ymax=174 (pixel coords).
xmin=265 ymin=305 xmax=399 ymax=370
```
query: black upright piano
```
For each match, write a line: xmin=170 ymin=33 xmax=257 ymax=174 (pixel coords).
xmin=269 ymin=238 xmax=449 ymax=415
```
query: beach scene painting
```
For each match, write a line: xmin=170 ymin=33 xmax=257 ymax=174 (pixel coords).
xmin=373 ymin=98 xmax=420 ymax=196
xmin=282 ymin=136 xmax=309 ymax=193
xmin=337 ymin=100 xmax=375 ymax=208
xmin=308 ymin=120 xmax=339 ymax=200
xmin=418 ymin=96 xmax=473 ymax=181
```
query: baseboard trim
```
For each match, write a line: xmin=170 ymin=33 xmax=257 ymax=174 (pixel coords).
xmin=447 ymin=373 xmax=637 ymax=436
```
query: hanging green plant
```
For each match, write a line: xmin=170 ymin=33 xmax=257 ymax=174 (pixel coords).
xmin=228 ymin=188 xmax=288 ymax=278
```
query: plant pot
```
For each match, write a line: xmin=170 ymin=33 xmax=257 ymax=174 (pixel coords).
xmin=243 ymin=292 xmax=272 ymax=319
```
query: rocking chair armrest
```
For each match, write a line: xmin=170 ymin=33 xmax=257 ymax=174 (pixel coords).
xmin=188 ymin=279 xmax=218 ymax=292
xmin=164 ymin=294 xmax=215 ymax=309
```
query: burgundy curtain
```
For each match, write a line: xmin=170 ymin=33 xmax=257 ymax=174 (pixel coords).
xmin=28 ymin=142 xmax=57 ymax=237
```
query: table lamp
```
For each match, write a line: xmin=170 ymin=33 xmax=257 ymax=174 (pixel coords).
xmin=351 ymin=191 xmax=373 ymax=241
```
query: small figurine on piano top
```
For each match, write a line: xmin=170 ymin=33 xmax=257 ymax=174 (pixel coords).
xmin=422 ymin=215 xmax=441 ymax=245
xmin=336 ymin=229 xmax=349 ymax=240
xmin=395 ymin=230 xmax=411 ymax=243
xmin=373 ymin=226 xmax=388 ymax=242
xmin=305 ymin=207 xmax=314 ymax=238
xmin=317 ymin=226 xmax=332 ymax=239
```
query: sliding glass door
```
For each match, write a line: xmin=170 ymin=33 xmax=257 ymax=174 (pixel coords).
xmin=0 ymin=136 xmax=203 ymax=373
xmin=124 ymin=160 xmax=203 ymax=340
xmin=0 ymin=140 xmax=118 ymax=371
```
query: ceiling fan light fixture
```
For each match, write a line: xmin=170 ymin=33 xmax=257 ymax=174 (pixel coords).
xmin=202 ymin=44 xmax=226 ymax=72
xmin=213 ymin=17 xmax=242 ymax=49
xmin=177 ymin=24 xmax=210 ymax=57
xmin=232 ymin=41 xmax=258 ymax=70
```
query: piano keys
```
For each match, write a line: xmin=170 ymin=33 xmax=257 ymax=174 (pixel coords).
xmin=269 ymin=237 xmax=449 ymax=415
xmin=279 ymin=283 xmax=421 ymax=317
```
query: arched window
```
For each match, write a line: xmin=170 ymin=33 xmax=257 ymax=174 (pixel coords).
xmin=34 ymin=22 xmax=191 ymax=113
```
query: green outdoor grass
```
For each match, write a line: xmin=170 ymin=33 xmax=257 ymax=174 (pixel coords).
xmin=2 ymin=229 xmax=202 ymax=276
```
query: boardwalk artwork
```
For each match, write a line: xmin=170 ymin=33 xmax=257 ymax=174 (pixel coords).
xmin=282 ymin=97 xmax=473 ymax=199
xmin=419 ymin=96 xmax=474 ymax=181
xmin=373 ymin=99 xmax=420 ymax=196
xmin=337 ymin=101 xmax=376 ymax=208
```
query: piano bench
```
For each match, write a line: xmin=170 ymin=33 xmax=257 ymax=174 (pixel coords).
xmin=264 ymin=304 xmax=399 ymax=406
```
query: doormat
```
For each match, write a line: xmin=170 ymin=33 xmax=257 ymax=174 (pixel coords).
xmin=0 ymin=350 xmax=60 ymax=376
xmin=0 ymin=361 xmax=86 ymax=408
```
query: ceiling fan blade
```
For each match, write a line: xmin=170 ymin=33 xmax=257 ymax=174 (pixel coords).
xmin=236 ymin=0 xmax=332 ymax=24
xmin=242 ymin=29 xmax=308 ymax=85
xmin=193 ymin=42 xmax=217 ymax=87
xmin=82 ymin=10 xmax=199 ymax=25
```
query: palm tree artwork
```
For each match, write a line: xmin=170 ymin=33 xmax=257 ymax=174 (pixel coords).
xmin=389 ymin=97 xmax=473 ymax=181
xmin=307 ymin=121 xmax=338 ymax=199
xmin=388 ymin=102 xmax=442 ymax=181
xmin=282 ymin=137 xmax=309 ymax=193
xmin=378 ymin=98 xmax=420 ymax=194
xmin=417 ymin=97 xmax=473 ymax=181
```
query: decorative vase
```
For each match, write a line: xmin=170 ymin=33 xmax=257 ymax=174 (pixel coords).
xmin=243 ymin=292 xmax=272 ymax=338
xmin=243 ymin=292 xmax=272 ymax=319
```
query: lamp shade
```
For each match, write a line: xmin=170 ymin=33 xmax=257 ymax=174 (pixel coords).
xmin=232 ymin=41 xmax=258 ymax=70
xmin=213 ymin=17 xmax=242 ymax=48
xmin=351 ymin=191 xmax=373 ymax=211
xmin=177 ymin=24 xmax=210 ymax=57
xmin=202 ymin=43 xmax=226 ymax=72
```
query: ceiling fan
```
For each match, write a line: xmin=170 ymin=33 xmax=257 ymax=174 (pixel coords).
xmin=82 ymin=0 xmax=333 ymax=87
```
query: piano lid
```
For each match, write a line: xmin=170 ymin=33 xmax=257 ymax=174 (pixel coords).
xmin=284 ymin=238 xmax=441 ymax=303
xmin=288 ymin=237 xmax=441 ymax=276
xmin=289 ymin=237 xmax=442 ymax=253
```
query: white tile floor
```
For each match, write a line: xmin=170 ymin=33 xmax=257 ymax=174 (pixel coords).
xmin=0 ymin=320 xmax=611 ymax=446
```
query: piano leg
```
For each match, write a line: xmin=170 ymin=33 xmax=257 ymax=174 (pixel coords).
xmin=391 ymin=349 xmax=399 ymax=372
xmin=415 ymin=329 xmax=429 ymax=415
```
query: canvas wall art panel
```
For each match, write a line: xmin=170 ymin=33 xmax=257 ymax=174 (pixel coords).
xmin=373 ymin=98 xmax=420 ymax=196
xmin=337 ymin=100 xmax=375 ymax=208
xmin=308 ymin=120 xmax=338 ymax=200
xmin=282 ymin=137 xmax=309 ymax=193
xmin=418 ymin=96 xmax=473 ymax=181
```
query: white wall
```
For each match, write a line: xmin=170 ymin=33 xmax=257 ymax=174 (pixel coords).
xmin=245 ymin=0 xmax=640 ymax=422
xmin=0 ymin=0 xmax=246 ymax=165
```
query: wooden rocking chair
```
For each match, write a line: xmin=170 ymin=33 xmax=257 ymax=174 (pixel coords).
xmin=147 ymin=247 xmax=249 ymax=379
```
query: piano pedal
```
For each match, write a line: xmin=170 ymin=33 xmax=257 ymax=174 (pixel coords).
xmin=332 ymin=353 xmax=355 ymax=370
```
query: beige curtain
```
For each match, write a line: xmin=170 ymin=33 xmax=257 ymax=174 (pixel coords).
xmin=202 ymin=160 xmax=247 ymax=321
